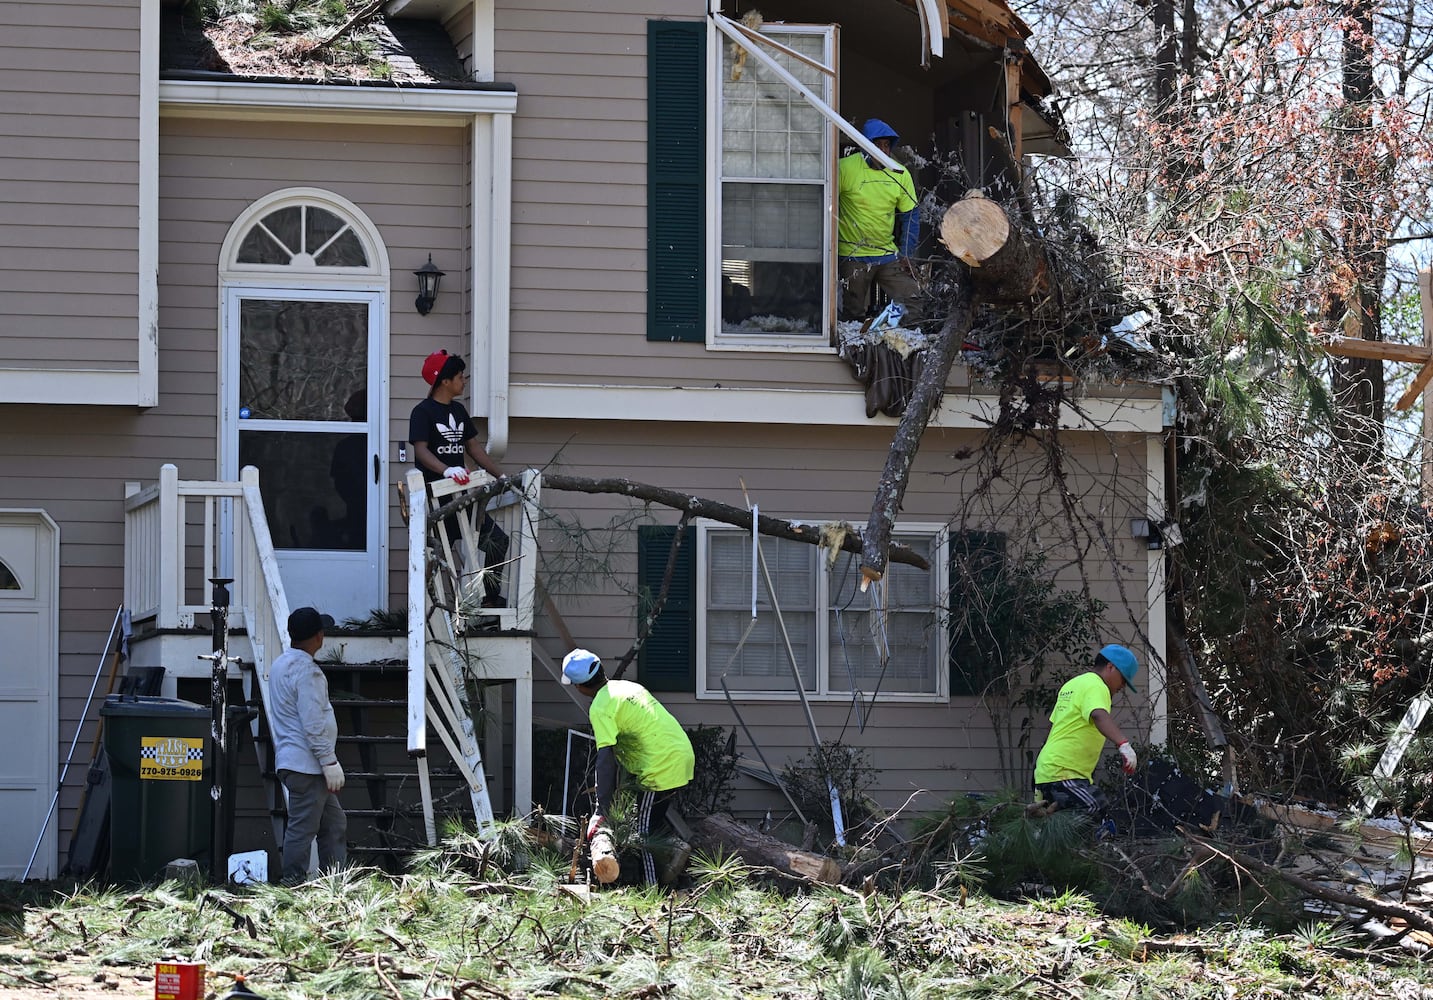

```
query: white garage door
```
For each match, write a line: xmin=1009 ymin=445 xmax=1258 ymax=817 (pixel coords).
xmin=0 ymin=513 xmax=58 ymax=879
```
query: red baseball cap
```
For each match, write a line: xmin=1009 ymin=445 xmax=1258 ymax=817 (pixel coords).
xmin=422 ymin=350 xmax=464 ymax=386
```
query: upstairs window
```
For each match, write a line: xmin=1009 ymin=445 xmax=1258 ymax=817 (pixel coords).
xmin=716 ymin=25 xmax=835 ymax=346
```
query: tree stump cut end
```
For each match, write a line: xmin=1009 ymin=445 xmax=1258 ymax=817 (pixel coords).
xmin=939 ymin=192 xmax=1010 ymax=267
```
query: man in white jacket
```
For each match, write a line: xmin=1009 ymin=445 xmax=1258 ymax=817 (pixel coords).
xmin=268 ymin=606 xmax=347 ymax=884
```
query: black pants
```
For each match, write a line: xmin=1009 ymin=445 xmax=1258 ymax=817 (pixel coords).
xmin=1035 ymin=778 xmax=1109 ymax=817
xmin=438 ymin=509 xmax=508 ymax=604
xmin=636 ymin=788 xmax=681 ymax=886
xmin=476 ymin=512 xmax=508 ymax=604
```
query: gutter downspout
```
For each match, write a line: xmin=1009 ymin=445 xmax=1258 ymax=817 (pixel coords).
xmin=472 ymin=110 xmax=514 ymax=460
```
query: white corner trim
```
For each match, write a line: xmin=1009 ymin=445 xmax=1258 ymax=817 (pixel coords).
xmin=508 ymin=382 xmax=1169 ymax=433
xmin=139 ymin=0 xmax=160 ymax=406
xmin=0 ymin=369 xmax=141 ymax=406
xmin=474 ymin=113 xmax=513 ymax=459
xmin=472 ymin=0 xmax=495 ymax=83
xmin=159 ymin=79 xmax=517 ymax=125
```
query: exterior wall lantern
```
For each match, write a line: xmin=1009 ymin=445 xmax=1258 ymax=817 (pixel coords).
xmin=414 ymin=255 xmax=445 ymax=315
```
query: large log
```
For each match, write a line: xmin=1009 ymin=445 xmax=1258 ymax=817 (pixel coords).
xmin=691 ymin=812 xmax=842 ymax=883
xmin=939 ymin=191 xmax=1050 ymax=303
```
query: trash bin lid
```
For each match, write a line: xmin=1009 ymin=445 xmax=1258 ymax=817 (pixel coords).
xmin=99 ymin=694 xmax=209 ymax=717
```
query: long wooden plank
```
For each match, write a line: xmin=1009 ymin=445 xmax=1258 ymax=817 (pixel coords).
xmin=1324 ymin=336 xmax=1433 ymax=365
xmin=1394 ymin=362 xmax=1433 ymax=411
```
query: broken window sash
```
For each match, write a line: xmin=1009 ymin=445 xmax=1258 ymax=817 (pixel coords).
xmin=711 ymin=12 xmax=906 ymax=176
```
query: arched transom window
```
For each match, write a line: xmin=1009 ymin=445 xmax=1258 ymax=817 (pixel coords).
xmin=0 ymin=559 xmax=19 ymax=590
xmin=238 ymin=203 xmax=369 ymax=268
xmin=221 ymin=189 xmax=387 ymax=280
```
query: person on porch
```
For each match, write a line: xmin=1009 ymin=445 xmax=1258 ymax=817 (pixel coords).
xmin=409 ymin=350 xmax=509 ymax=609
xmin=268 ymin=606 xmax=347 ymax=884
xmin=1031 ymin=643 xmax=1141 ymax=822
xmin=837 ymin=117 xmax=922 ymax=324
xmin=562 ymin=648 xmax=694 ymax=886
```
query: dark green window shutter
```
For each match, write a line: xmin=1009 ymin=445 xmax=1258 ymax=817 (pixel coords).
xmin=637 ymin=524 xmax=697 ymax=691
xmin=949 ymin=530 xmax=1008 ymax=697
xmin=647 ymin=20 xmax=706 ymax=343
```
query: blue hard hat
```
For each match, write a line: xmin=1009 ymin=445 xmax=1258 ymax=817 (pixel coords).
xmin=1098 ymin=644 xmax=1138 ymax=692
xmin=561 ymin=648 xmax=601 ymax=686
xmin=861 ymin=118 xmax=900 ymax=142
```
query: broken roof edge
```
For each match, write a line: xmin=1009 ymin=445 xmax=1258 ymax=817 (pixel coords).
xmin=159 ymin=68 xmax=516 ymax=91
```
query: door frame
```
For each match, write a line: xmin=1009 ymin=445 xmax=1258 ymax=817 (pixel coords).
xmin=218 ymin=284 xmax=390 ymax=617
xmin=0 ymin=509 xmax=59 ymax=878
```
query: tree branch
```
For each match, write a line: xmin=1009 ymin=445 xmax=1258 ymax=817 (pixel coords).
xmin=539 ymin=474 xmax=930 ymax=570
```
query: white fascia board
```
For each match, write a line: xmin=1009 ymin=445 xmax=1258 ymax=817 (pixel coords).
xmin=508 ymin=383 xmax=1168 ymax=433
xmin=0 ymin=369 xmax=141 ymax=406
xmin=159 ymin=79 xmax=517 ymax=125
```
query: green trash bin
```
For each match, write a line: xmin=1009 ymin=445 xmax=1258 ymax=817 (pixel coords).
xmin=100 ymin=694 xmax=212 ymax=883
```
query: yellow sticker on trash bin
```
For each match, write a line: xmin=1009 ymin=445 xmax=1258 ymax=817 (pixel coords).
xmin=139 ymin=736 xmax=204 ymax=780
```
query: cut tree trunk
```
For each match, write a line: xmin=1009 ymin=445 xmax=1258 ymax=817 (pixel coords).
xmin=691 ymin=812 xmax=842 ymax=883
xmin=859 ymin=284 xmax=974 ymax=585
xmin=861 ymin=192 xmax=1059 ymax=585
xmin=589 ymin=829 xmax=620 ymax=884
xmin=938 ymin=191 xmax=1050 ymax=303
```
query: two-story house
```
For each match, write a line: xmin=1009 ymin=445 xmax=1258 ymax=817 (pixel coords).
xmin=0 ymin=0 xmax=1172 ymax=878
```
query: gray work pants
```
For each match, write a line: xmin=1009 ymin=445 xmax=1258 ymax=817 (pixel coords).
xmin=839 ymin=258 xmax=923 ymax=323
xmin=279 ymin=769 xmax=347 ymax=882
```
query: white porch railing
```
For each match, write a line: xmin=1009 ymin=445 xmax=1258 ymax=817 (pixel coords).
xmin=124 ymin=463 xmax=291 ymax=844
xmin=406 ymin=468 xmax=539 ymax=842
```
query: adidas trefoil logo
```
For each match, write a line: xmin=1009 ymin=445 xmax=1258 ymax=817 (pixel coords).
xmin=437 ymin=414 xmax=465 ymax=444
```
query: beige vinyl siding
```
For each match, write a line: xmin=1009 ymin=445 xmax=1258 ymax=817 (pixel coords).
xmin=494 ymin=2 xmax=978 ymax=396
xmin=159 ymin=118 xmax=476 ymax=607
xmin=0 ymin=403 xmax=214 ymax=852
xmin=0 ymin=0 xmax=141 ymax=369
xmin=0 ymin=116 xmax=474 ymax=849
xmin=501 ymin=417 xmax=1156 ymax=820
xmin=497 ymin=2 xmax=880 ymax=393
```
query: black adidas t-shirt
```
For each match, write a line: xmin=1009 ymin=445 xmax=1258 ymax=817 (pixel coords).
xmin=409 ymin=397 xmax=476 ymax=483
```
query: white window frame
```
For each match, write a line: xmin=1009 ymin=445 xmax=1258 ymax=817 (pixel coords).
xmin=706 ymin=21 xmax=838 ymax=353
xmin=695 ymin=519 xmax=948 ymax=702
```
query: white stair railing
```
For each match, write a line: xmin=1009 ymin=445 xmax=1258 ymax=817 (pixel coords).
xmin=406 ymin=469 xmax=540 ymax=843
xmin=123 ymin=464 xmax=292 ymax=843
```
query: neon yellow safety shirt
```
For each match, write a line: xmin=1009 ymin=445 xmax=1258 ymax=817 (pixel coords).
xmin=1033 ymin=672 xmax=1113 ymax=783
xmin=588 ymin=680 xmax=695 ymax=792
xmin=837 ymin=152 xmax=917 ymax=259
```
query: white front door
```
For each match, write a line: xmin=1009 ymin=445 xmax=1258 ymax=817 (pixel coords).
xmin=0 ymin=512 xmax=58 ymax=879
xmin=222 ymin=287 xmax=387 ymax=623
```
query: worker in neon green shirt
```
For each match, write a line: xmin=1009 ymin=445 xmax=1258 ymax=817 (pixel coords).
xmin=1033 ymin=644 xmax=1140 ymax=819
xmin=838 ymin=118 xmax=922 ymax=323
xmin=562 ymin=648 xmax=694 ymax=885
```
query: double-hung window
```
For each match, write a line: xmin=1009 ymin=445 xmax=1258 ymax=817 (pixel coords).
xmin=714 ymin=24 xmax=836 ymax=347
xmin=695 ymin=522 xmax=945 ymax=700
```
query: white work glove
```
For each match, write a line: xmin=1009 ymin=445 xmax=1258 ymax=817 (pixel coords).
xmin=322 ymin=760 xmax=345 ymax=793
xmin=443 ymin=466 xmax=471 ymax=485
xmin=1117 ymin=741 xmax=1137 ymax=776
xmin=585 ymin=814 xmax=605 ymax=841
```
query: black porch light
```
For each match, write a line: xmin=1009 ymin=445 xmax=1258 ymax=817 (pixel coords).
xmin=414 ymin=254 xmax=445 ymax=315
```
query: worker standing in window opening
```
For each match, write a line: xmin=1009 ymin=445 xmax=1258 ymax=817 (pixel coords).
xmin=1031 ymin=644 xmax=1141 ymax=830
xmin=838 ymin=118 xmax=922 ymax=324
xmin=562 ymin=648 xmax=695 ymax=886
